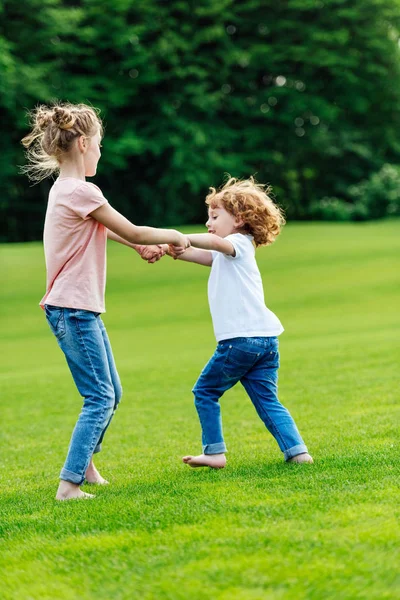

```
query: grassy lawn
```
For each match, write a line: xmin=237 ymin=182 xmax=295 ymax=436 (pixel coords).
xmin=0 ymin=220 xmax=399 ymax=600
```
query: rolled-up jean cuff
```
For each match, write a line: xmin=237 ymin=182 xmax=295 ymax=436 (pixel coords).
xmin=93 ymin=443 xmax=102 ymax=454
xmin=203 ymin=442 xmax=227 ymax=455
xmin=284 ymin=444 xmax=308 ymax=461
xmin=60 ymin=468 xmax=85 ymax=485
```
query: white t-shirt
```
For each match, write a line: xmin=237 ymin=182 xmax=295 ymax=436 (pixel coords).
xmin=208 ymin=233 xmax=284 ymax=342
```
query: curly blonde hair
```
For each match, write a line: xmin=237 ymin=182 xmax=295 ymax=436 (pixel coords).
xmin=21 ymin=102 xmax=103 ymax=182
xmin=206 ymin=177 xmax=285 ymax=247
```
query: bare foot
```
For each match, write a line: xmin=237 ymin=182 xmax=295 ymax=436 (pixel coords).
xmin=182 ymin=453 xmax=226 ymax=469
xmin=85 ymin=459 xmax=109 ymax=485
xmin=56 ymin=480 xmax=95 ymax=501
xmin=288 ymin=452 xmax=314 ymax=464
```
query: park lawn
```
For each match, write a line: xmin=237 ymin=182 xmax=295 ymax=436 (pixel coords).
xmin=0 ymin=220 xmax=399 ymax=600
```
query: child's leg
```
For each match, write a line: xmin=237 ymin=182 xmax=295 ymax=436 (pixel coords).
xmin=240 ymin=337 xmax=312 ymax=462
xmin=85 ymin=317 xmax=122 ymax=484
xmin=90 ymin=317 xmax=122 ymax=452
xmin=184 ymin=341 xmax=250 ymax=468
xmin=45 ymin=306 xmax=117 ymax=497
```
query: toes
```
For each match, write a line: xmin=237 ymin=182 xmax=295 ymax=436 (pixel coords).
xmin=88 ymin=480 xmax=108 ymax=485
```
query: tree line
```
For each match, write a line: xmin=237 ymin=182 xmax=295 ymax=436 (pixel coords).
xmin=1 ymin=0 xmax=400 ymax=242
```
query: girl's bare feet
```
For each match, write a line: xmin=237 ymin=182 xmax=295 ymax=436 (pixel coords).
xmin=288 ymin=452 xmax=314 ymax=464
xmin=85 ymin=458 xmax=109 ymax=485
xmin=182 ymin=453 xmax=226 ymax=469
xmin=56 ymin=480 xmax=95 ymax=501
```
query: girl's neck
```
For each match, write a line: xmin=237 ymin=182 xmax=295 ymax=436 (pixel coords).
xmin=59 ymin=158 xmax=86 ymax=181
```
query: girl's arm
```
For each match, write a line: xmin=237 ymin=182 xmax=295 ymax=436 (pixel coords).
xmin=107 ymin=229 xmax=142 ymax=251
xmin=107 ymin=230 xmax=165 ymax=262
xmin=91 ymin=204 xmax=189 ymax=247
xmin=163 ymin=244 xmax=213 ymax=267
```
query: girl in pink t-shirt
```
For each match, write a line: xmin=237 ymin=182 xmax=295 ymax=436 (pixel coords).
xmin=22 ymin=103 xmax=189 ymax=500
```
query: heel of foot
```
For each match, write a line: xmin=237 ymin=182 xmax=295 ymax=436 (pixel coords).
xmin=288 ymin=453 xmax=314 ymax=464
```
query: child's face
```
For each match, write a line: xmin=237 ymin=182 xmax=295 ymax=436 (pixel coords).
xmin=83 ymin=128 xmax=102 ymax=177
xmin=206 ymin=205 xmax=240 ymax=238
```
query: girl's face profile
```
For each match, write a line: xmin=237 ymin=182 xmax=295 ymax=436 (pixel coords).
xmin=83 ymin=128 xmax=102 ymax=177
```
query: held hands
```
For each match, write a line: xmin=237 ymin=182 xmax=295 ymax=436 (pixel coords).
xmin=136 ymin=244 xmax=166 ymax=263
xmin=137 ymin=233 xmax=190 ymax=263
xmin=167 ymin=231 xmax=191 ymax=259
xmin=167 ymin=244 xmax=187 ymax=260
xmin=175 ymin=232 xmax=191 ymax=250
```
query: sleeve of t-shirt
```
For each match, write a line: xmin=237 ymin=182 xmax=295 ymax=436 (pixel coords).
xmin=70 ymin=182 xmax=108 ymax=220
xmin=224 ymin=233 xmax=253 ymax=260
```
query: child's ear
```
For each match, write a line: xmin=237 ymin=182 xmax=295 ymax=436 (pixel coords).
xmin=77 ymin=135 xmax=87 ymax=153
xmin=234 ymin=217 xmax=245 ymax=228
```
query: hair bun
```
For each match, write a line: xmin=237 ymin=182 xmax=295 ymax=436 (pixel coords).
xmin=52 ymin=106 xmax=76 ymax=130
xmin=36 ymin=109 xmax=53 ymax=131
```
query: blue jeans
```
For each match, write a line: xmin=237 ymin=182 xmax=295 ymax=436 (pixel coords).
xmin=193 ymin=337 xmax=308 ymax=461
xmin=45 ymin=305 xmax=122 ymax=484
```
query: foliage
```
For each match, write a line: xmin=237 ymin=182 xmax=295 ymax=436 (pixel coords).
xmin=348 ymin=163 xmax=400 ymax=219
xmin=310 ymin=163 xmax=400 ymax=220
xmin=1 ymin=0 xmax=400 ymax=240
xmin=309 ymin=197 xmax=354 ymax=221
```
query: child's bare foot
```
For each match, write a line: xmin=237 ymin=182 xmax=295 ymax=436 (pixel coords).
xmin=85 ymin=459 xmax=109 ymax=485
xmin=182 ymin=453 xmax=226 ymax=469
xmin=288 ymin=452 xmax=314 ymax=464
xmin=56 ymin=480 xmax=95 ymax=501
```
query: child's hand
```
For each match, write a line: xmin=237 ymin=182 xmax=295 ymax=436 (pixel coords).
xmin=174 ymin=232 xmax=191 ymax=249
xmin=137 ymin=245 xmax=166 ymax=263
xmin=168 ymin=244 xmax=187 ymax=260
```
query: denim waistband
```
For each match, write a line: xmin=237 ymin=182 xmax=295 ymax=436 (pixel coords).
xmin=218 ymin=336 xmax=277 ymax=347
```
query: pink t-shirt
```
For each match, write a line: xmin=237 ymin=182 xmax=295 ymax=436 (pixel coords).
xmin=40 ymin=178 xmax=108 ymax=313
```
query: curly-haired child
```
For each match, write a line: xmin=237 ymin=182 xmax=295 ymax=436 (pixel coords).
xmin=166 ymin=177 xmax=313 ymax=468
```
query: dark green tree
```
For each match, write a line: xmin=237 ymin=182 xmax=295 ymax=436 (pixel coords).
xmin=1 ymin=0 xmax=400 ymax=241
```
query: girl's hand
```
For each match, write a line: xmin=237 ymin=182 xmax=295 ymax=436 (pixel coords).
xmin=174 ymin=232 xmax=191 ymax=249
xmin=137 ymin=245 xmax=166 ymax=263
xmin=168 ymin=244 xmax=187 ymax=259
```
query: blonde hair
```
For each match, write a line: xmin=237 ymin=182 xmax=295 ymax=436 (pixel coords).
xmin=21 ymin=103 xmax=103 ymax=182
xmin=206 ymin=177 xmax=285 ymax=247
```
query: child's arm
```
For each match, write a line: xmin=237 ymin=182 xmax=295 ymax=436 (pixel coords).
xmin=91 ymin=204 xmax=189 ymax=248
xmin=164 ymin=244 xmax=213 ymax=267
xmin=162 ymin=232 xmax=235 ymax=266
xmin=107 ymin=230 xmax=165 ymax=262
xmin=188 ymin=233 xmax=235 ymax=256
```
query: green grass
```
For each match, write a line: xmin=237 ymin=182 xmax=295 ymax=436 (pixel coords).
xmin=1 ymin=220 xmax=399 ymax=600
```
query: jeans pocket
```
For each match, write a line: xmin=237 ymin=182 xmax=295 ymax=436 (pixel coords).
xmin=222 ymin=345 xmax=260 ymax=380
xmin=266 ymin=338 xmax=280 ymax=367
xmin=45 ymin=305 xmax=66 ymax=340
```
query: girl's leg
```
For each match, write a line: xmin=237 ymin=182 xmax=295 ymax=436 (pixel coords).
xmin=91 ymin=316 xmax=122 ymax=454
xmin=45 ymin=306 xmax=116 ymax=497
xmin=85 ymin=317 xmax=123 ymax=484
xmin=240 ymin=338 xmax=312 ymax=462
xmin=184 ymin=341 xmax=248 ymax=468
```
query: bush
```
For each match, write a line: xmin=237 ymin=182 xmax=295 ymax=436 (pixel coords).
xmin=350 ymin=202 xmax=370 ymax=222
xmin=348 ymin=164 xmax=400 ymax=219
xmin=308 ymin=197 xmax=354 ymax=221
xmin=310 ymin=164 xmax=400 ymax=221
